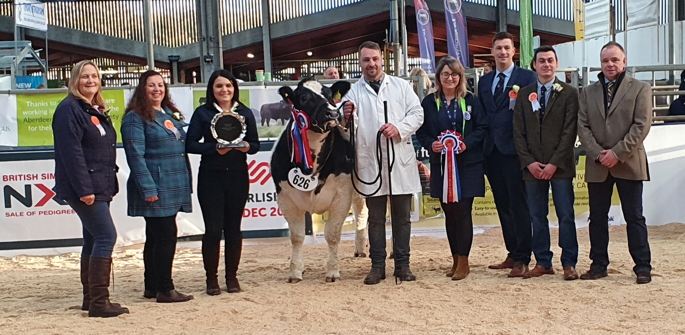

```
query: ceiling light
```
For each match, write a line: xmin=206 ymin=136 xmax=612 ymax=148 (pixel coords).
xmin=306 ymin=51 xmax=313 ymax=56
xmin=247 ymin=53 xmax=254 ymax=59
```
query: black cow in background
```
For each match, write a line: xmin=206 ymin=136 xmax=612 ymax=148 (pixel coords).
xmin=260 ymin=100 xmax=292 ymax=126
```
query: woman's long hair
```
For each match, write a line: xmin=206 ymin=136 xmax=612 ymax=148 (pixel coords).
xmin=434 ymin=56 xmax=467 ymax=100
xmin=125 ymin=70 xmax=181 ymax=121
xmin=205 ymin=70 xmax=241 ymax=108
xmin=68 ymin=60 xmax=107 ymax=109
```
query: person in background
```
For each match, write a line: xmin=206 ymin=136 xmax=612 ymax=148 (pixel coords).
xmin=409 ymin=67 xmax=434 ymax=97
xmin=577 ymin=41 xmax=653 ymax=284
xmin=122 ymin=70 xmax=194 ymax=303
xmin=667 ymin=70 xmax=685 ymax=117
xmin=186 ymin=70 xmax=260 ymax=295
xmin=52 ymin=60 xmax=129 ymax=318
xmin=416 ymin=56 xmax=488 ymax=280
xmin=324 ymin=66 xmax=340 ymax=80
xmin=478 ymin=31 xmax=537 ymax=277
xmin=483 ymin=61 xmax=494 ymax=75
xmin=513 ymin=46 xmax=580 ymax=280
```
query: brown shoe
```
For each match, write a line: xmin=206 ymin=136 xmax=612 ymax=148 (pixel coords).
xmin=488 ymin=257 xmax=515 ymax=270
xmin=446 ymin=255 xmax=458 ymax=277
xmin=507 ymin=263 xmax=529 ymax=278
xmin=563 ymin=266 xmax=579 ymax=280
xmin=452 ymin=256 xmax=470 ymax=281
xmin=524 ymin=265 xmax=555 ymax=278
xmin=156 ymin=290 xmax=194 ymax=303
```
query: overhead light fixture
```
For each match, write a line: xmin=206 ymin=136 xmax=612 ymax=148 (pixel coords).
xmin=306 ymin=51 xmax=313 ymax=57
xmin=247 ymin=53 xmax=255 ymax=59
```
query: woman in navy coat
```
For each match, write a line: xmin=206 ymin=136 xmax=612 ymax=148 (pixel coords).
xmin=121 ymin=70 xmax=193 ymax=303
xmin=186 ymin=70 xmax=259 ymax=295
xmin=416 ymin=57 xmax=488 ymax=280
xmin=53 ymin=60 xmax=128 ymax=317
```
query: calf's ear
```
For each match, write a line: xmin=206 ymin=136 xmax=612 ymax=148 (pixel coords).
xmin=278 ymin=86 xmax=294 ymax=104
xmin=330 ymin=81 xmax=351 ymax=100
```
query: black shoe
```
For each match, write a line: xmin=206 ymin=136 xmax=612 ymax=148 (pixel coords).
xmin=579 ymin=270 xmax=608 ymax=280
xmin=143 ymin=290 xmax=157 ymax=299
xmin=363 ymin=268 xmax=386 ymax=285
xmin=156 ymin=290 xmax=194 ymax=303
xmin=636 ymin=272 xmax=652 ymax=284
xmin=394 ymin=266 xmax=416 ymax=282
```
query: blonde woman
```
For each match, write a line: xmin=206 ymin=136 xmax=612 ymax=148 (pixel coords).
xmin=52 ymin=60 xmax=129 ymax=317
xmin=409 ymin=67 xmax=434 ymax=96
xmin=416 ymin=56 xmax=488 ymax=280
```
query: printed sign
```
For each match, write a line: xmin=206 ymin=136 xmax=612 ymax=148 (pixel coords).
xmin=15 ymin=0 xmax=47 ymax=31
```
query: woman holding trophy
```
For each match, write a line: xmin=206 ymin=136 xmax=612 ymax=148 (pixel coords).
xmin=121 ymin=70 xmax=194 ymax=303
xmin=186 ymin=70 xmax=260 ymax=295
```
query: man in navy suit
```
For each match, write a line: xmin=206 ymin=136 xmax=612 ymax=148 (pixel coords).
xmin=478 ymin=32 xmax=537 ymax=277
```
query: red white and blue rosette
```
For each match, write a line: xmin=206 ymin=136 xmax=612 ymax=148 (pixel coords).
xmin=439 ymin=130 xmax=463 ymax=203
xmin=290 ymin=108 xmax=314 ymax=174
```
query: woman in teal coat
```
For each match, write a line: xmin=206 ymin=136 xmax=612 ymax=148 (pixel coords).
xmin=121 ymin=70 xmax=193 ymax=303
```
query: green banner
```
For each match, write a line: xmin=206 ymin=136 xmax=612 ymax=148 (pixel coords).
xmin=16 ymin=90 xmax=127 ymax=146
xmin=520 ymin=0 xmax=534 ymax=69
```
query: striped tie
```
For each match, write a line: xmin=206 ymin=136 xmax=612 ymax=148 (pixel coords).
xmin=606 ymin=81 xmax=615 ymax=108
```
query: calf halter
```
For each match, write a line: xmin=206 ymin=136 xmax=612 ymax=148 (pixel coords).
xmin=290 ymin=107 xmax=314 ymax=174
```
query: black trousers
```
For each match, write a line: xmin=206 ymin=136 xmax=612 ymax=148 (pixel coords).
xmin=198 ymin=168 xmax=249 ymax=277
xmin=143 ymin=214 xmax=178 ymax=293
xmin=367 ymin=194 xmax=413 ymax=269
xmin=441 ymin=198 xmax=474 ymax=256
xmin=588 ymin=174 xmax=651 ymax=274
xmin=485 ymin=148 xmax=532 ymax=264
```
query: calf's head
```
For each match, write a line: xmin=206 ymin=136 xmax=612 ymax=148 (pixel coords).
xmin=278 ymin=78 xmax=351 ymax=132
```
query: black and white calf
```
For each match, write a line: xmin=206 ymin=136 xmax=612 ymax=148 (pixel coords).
xmin=270 ymin=78 xmax=367 ymax=283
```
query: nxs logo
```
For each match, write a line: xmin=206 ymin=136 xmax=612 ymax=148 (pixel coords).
xmin=3 ymin=184 xmax=67 ymax=208
xmin=248 ymin=160 xmax=271 ymax=186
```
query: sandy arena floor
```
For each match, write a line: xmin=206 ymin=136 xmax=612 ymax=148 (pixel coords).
xmin=1 ymin=224 xmax=685 ymax=335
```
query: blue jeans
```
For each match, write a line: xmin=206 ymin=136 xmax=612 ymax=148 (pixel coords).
xmin=525 ymin=178 xmax=578 ymax=268
xmin=67 ymin=200 xmax=118 ymax=258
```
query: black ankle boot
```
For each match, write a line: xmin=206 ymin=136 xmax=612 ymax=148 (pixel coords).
xmin=394 ymin=266 xmax=416 ymax=282
xmin=363 ymin=268 xmax=386 ymax=285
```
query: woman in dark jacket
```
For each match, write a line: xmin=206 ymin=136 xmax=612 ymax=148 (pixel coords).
xmin=667 ymin=70 xmax=685 ymax=118
xmin=121 ymin=70 xmax=193 ymax=303
xmin=52 ymin=60 xmax=129 ymax=317
xmin=416 ymin=56 xmax=488 ymax=281
xmin=186 ymin=70 xmax=260 ymax=295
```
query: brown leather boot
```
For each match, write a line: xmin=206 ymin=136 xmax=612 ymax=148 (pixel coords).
xmin=88 ymin=257 xmax=129 ymax=318
xmin=446 ymin=255 xmax=458 ymax=277
xmin=452 ymin=256 xmax=470 ymax=281
xmin=225 ymin=241 xmax=242 ymax=293
xmin=80 ymin=254 xmax=90 ymax=311
xmin=202 ymin=243 xmax=221 ymax=296
xmin=156 ymin=290 xmax=194 ymax=303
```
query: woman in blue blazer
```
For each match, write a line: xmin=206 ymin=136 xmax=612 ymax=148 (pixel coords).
xmin=121 ymin=70 xmax=193 ymax=303
xmin=186 ymin=70 xmax=260 ymax=295
xmin=416 ymin=57 xmax=488 ymax=280
xmin=53 ymin=60 xmax=129 ymax=317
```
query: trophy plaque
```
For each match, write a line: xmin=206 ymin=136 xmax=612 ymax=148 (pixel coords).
xmin=211 ymin=102 xmax=247 ymax=148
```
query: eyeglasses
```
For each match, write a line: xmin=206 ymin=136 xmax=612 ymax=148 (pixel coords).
xmin=440 ymin=72 xmax=460 ymax=79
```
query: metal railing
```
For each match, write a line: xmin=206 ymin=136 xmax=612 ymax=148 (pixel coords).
xmin=466 ymin=0 xmax=573 ymax=21
xmin=0 ymin=0 xmax=368 ymax=48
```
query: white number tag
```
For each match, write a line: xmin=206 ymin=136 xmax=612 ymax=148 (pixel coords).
xmin=288 ymin=168 xmax=318 ymax=192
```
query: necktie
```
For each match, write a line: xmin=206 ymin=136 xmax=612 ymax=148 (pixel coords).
xmin=539 ymin=85 xmax=547 ymax=122
xmin=493 ymin=73 xmax=505 ymax=101
xmin=606 ymin=81 xmax=615 ymax=108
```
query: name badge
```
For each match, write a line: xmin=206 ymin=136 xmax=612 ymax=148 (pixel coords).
xmin=288 ymin=168 xmax=318 ymax=192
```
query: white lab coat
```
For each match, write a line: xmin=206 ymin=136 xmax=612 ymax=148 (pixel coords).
xmin=344 ymin=75 xmax=424 ymax=197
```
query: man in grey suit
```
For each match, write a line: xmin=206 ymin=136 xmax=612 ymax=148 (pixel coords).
xmin=577 ymin=41 xmax=653 ymax=284
xmin=513 ymin=46 xmax=580 ymax=280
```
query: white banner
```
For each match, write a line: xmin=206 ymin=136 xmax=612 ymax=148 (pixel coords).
xmin=15 ymin=0 xmax=47 ymax=32
xmin=627 ymin=0 xmax=659 ymax=30
xmin=584 ymin=0 xmax=610 ymax=39
xmin=0 ymin=148 xmax=286 ymax=245
xmin=0 ymin=92 xmax=18 ymax=146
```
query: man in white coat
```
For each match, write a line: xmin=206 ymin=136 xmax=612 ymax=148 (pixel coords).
xmin=342 ymin=41 xmax=424 ymax=285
